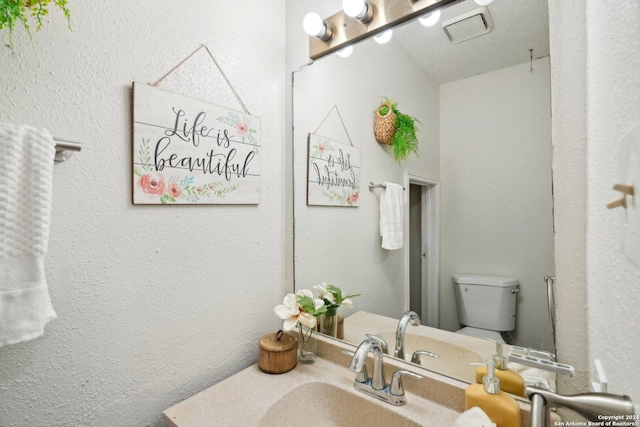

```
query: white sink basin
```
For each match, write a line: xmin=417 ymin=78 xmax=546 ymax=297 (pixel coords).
xmin=259 ymin=381 xmax=421 ymax=427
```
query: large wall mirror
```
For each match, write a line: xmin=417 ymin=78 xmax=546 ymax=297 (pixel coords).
xmin=293 ymin=0 xmax=554 ymax=396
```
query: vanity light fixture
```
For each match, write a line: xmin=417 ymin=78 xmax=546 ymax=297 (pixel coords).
xmin=303 ymin=12 xmax=333 ymax=42
xmin=419 ymin=10 xmax=441 ymax=27
xmin=307 ymin=0 xmax=461 ymax=60
xmin=373 ymin=29 xmax=393 ymax=44
xmin=343 ymin=0 xmax=374 ymax=24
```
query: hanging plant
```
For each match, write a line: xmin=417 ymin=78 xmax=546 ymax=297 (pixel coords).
xmin=0 ymin=0 xmax=71 ymax=48
xmin=374 ymin=98 xmax=420 ymax=163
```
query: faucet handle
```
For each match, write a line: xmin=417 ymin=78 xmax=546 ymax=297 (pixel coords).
xmin=410 ymin=349 xmax=440 ymax=364
xmin=365 ymin=334 xmax=389 ymax=354
xmin=390 ymin=370 xmax=423 ymax=396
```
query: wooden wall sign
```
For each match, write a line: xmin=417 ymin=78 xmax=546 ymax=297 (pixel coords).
xmin=307 ymin=133 xmax=360 ymax=207
xmin=132 ymin=82 xmax=261 ymax=204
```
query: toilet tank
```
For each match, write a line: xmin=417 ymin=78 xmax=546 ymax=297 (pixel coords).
xmin=453 ymin=274 xmax=518 ymax=332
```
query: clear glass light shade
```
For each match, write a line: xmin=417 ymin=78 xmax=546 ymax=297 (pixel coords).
xmin=337 ymin=45 xmax=354 ymax=58
xmin=303 ymin=12 xmax=325 ymax=37
xmin=373 ymin=29 xmax=393 ymax=44
xmin=474 ymin=0 xmax=493 ymax=5
xmin=419 ymin=10 xmax=441 ymax=27
xmin=343 ymin=0 xmax=368 ymax=18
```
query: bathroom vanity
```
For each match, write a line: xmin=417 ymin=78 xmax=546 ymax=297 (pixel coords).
xmin=163 ymin=334 xmax=541 ymax=426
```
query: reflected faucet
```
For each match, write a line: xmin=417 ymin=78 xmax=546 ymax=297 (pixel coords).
xmin=525 ymin=385 xmax=634 ymax=427
xmin=395 ymin=311 xmax=421 ymax=360
xmin=410 ymin=349 xmax=440 ymax=364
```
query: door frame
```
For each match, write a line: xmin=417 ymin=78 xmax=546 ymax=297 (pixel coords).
xmin=404 ymin=170 xmax=440 ymax=328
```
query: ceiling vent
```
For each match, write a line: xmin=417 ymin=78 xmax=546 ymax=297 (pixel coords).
xmin=442 ymin=7 xmax=493 ymax=44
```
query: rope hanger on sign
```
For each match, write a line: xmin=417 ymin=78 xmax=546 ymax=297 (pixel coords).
xmin=151 ymin=44 xmax=251 ymax=114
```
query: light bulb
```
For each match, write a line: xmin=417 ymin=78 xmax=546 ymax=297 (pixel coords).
xmin=419 ymin=10 xmax=441 ymax=27
xmin=303 ymin=13 xmax=325 ymax=38
xmin=373 ymin=29 xmax=393 ymax=44
xmin=474 ymin=0 xmax=493 ymax=5
xmin=343 ymin=0 xmax=368 ymax=19
xmin=337 ymin=45 xmax=353 ymax=58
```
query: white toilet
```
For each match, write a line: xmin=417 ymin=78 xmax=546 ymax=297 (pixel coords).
xmin=452 ymin=273 xmax=519 ymax=343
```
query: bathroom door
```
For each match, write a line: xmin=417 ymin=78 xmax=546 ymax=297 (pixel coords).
xmin=406 ymin=172 xmax=440 ymax=328
xmin=409 ymin=184 xmax=424 ymax=318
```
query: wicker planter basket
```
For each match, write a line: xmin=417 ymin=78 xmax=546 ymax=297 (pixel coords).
xmin=374 ymin=102 xmax=397 ymax=145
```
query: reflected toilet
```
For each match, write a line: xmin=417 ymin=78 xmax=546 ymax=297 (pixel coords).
xmin=453 ymin=274 xmax=519 ymax=344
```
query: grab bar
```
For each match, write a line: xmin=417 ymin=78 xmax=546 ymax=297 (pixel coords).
xmin=544 ymin=276 xmax=556 ymax=337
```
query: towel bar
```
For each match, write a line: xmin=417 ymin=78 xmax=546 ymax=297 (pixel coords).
xmin=53 ymin=138 xmax=81 ymax=162
xmin=368 ymin=182 xmax=406 ymax=191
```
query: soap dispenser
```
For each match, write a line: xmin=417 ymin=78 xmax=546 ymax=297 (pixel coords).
xmin=466 ymin=361 xmax=521 ymax=427
xmin=476 ymin=341 xmax=525 ymax=397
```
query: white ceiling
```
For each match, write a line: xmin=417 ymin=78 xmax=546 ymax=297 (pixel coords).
xmin=387 ymin=0 xmax=550 ymax=84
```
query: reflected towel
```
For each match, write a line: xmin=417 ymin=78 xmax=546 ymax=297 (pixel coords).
xmin=510 ymin=362 xmax=556 ymax=392
xmin=379 ymin=182 xmax=404 ymax=250
xmin=0 ymin=123 xmax=57 ymax=347
xmin=453 ymin=407 xmax=496 ymax=427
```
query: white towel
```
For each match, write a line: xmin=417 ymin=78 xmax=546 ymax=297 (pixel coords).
xmin=0 ymin=123 xmax=57 ymax=347
xmin=453 ymin=407 xmax=496 ymax=427
xmin=510 ymin=361 xmax=556 ymax=392
xmin=379 ymin=182 xmax=404 ymax=250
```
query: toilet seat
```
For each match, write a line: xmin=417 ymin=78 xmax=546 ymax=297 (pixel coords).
xmin=455 ymin=326 xmax=505 ymax=343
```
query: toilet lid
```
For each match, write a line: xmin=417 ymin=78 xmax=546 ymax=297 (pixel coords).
xmin=455 ymin=326 xmax=505 ymax=343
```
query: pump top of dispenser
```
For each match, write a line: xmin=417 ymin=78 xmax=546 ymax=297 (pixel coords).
xmin=471 ymin=361 xmax=501 ymax=395
xmin=491 ymin=340 xmax=508 ymax=370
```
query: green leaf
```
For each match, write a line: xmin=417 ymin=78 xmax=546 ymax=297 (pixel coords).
xmin=134 ymin=167 xmax=142 ymax=177
xmin=160 ymin=194 xmax=176 ymax=204
xmin=1 ymin=0 xmax=72 ymax=47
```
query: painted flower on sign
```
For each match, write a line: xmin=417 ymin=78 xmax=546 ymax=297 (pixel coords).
xmin=236 ymin=122 xmax=249 ymax=135
xmin=138 ymin=173 xmax=165 ymax=195
xmin=168 ymin=183 xmax=183 ymax=198
xmin=217 ymin=113 xmax=258 ymax=152
xmin=310 ymin=137 xmax=335 ymax=159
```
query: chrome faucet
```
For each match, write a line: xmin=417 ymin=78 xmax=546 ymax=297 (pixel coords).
xmin=395 ymin=311 xmax=421 ymax=360
xmin=365 ymin=334 xmax=389 ymax=354
xmin=526 ymin=385 xmax=635 ymax=427
xmin=349 ymin=337 xmax=423 ymax=406
xmin=350 ymin=336 xmax=387 ymax=390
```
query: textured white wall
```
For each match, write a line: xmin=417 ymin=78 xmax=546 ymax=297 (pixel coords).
xmin=0 ymin=2 xmax=286 ymax=426
xmin=550 ymin=0 xmax=640 ymax=405
xmin=585 ymin=0 xmax=640 ymax=404
xmin=439 ymin=58 xmax=555 ymax=350
xmin=548 ymin=0 xmax=589 ymax=395
xmin=291 ymin=36 xmax=440 ymax=321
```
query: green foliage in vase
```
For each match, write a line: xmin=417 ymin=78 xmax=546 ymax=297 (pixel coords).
xmin=314 ymin=283 xmax=360 ymax=318
xmin=0 ymin=0 xmax=71 ymax=47
xmin=381 ymin=98 xmax=421 ymax=163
